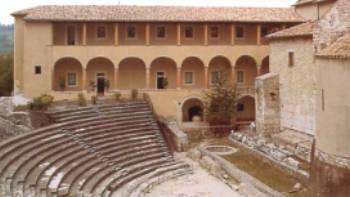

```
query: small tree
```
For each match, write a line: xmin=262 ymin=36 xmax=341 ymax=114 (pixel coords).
xmin=89 ymin=81 xmax=96 ymax=92
xmin=104 ymin=79 xmax=110 ymax=91
xmin=59 ymin=76 xmax=66 ymax=91
xmin=162 ymin=78 xmax=169 ymax=89
xmin=203 ymin=70 xmax=238 ymax=136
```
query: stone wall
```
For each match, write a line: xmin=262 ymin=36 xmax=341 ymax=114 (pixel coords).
xmin=314 ymin=0 xmax=350 ymax=51
xmin=255 ymin=73 xmax=280 ymax=134
xmin=270 ymin=38 xmax=316 ymax=135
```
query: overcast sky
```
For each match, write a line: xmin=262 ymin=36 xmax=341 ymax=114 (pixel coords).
xmin=1 ymin=0 xmax=297 ymax=24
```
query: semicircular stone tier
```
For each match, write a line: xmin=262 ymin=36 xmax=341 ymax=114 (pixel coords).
xmin=0 ymin=101 xmax=192 ymax=197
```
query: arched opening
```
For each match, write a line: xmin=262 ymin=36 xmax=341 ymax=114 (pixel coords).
xmin=53 ymin=57 xmax=83 ymax=91
xmin=86 ymin=57 xmax=114 ymax=95
xmin=235 ymin=55 xmax=258 ymax=86
xmin=260 ymin=56 xmax=270 ymax=75
xmin=208 ymin=56 xmax=232 ymax=87
xmin=182 ymin=98 xmax=204 ymax=122
xmin=181 ymin=57 xmax=205 ymax=89
xmin=150 ymin=57 xmax=177 ymax=89
xmin=236 ymin=96 xmax=255 ymax=123
xmin=118 ymin=58 xmax=146 ymax=90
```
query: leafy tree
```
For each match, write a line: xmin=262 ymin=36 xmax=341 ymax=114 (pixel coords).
xmin=203 ymin=70 xmax=238 ymax=135
xmin=0 ymin=54 xmax=14 ymax=96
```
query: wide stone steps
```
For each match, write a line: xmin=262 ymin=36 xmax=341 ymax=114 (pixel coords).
xmin=0 ymin=101 xmax=192 ymax=197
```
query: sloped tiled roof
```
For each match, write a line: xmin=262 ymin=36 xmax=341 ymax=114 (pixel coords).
xmin=294 ymin=0 xmax=334 ymax=6
xmin=317 ymin=33 xmax=350 ymax=59
xmin=11 ymin=5 xmax=304 ymax=23
xmin=267 ymin=21 xmax=316 ymax=40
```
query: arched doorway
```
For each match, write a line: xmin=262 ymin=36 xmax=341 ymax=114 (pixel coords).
xmin=86 ymin=57 xmax=114 ymax=95
xmin=235 ymin=55 xmax=258 ymax=86
xmin=150 ymin=57 xmax=177 ymax=89
xmin=118 ymin=58 xmax=146 ymax=89
xmin=260 ymin=56 xmax=270 ymax=75
xmin=53 ymin=57 xmax=83 ymax=91
xmin=208 ymin=56 xmax=232 ymax=87
xmin=182 ymin=98 xmax=204 ymax=122
xmin=236 ymin=96 xmax=255 ymax=123
xmin=181 ymin=57 xmax=205 ymax=89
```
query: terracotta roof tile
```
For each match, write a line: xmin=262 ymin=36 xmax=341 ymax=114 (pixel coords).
xmin=317 ymin=33 xmax=350 ymax=59
xmin=267 ymin=21 xmax=316 ymax=39
xmin=12 ymin=5 xmax=304 ymax=23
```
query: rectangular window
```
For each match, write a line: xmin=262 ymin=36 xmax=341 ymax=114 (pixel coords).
xmin=96 ymin=26 xmax=107 ymax=39
xmin=67 ymin=25 xmax=76 ymax=45
xmin=184 ymin=26 xmax=194 ymax=39
xmin=237 ymin=103 xmax=244 ymax=112
xmin=237 ymin=71 xmax=244 ymax=83
xmin=184 ymin=72 xmax=194 ymax=85
xmin=235 ymin=26 xmax=245 ymax=39
xmin=156 ymin=26 xmax=166 ymax=39
xmin=211 ymin=71 xmax=220 ymax=84
xmin=288 ymin=51 xmax=295 ymax=67
xmin=67 ymin=73 xmax=77 ymax=86
xmin=127 ymin=26 xmax=136 ymax=39
xmin=35 ymin=65 xmax=41 ymax=75
xmin=210 ymin=26 xmax=219 ymax=39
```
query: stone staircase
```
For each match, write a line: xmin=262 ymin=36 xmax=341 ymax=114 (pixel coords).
xmin=0 ymin=101 xmax=192 ymax=197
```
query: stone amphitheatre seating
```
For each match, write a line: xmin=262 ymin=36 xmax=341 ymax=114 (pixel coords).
xmin=0 ymin=101 xmax=192 ymax=197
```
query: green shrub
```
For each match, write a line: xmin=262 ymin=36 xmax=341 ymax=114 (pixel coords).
xmin=114 ymin=92 xmax=121 ymax=102
xmin=28 ymin=94 xmax=54 ymax=110
xmin=91 ymin=95 xmax=97 ymax=105
xmin=131 ymin=89 xmax=138 ymax=100
xmin=78 ymin=93 xmax=87 ymax=107
xmin=59 ymin=76 xmax=66 ymax=91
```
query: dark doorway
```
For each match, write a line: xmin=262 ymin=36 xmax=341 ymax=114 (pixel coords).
xmin=156 ymin=72 xmax=165 ymax=89
xmin=188 ymin=106 xmax=202 ymax=122
xmin=97 ymin=78 xmax=105 ymax=95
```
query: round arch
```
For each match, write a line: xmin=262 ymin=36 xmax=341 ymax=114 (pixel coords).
xmin=181 ymin=97 xmax=204 ymax=122
xmin=181 ymin=57 xmax=205 ymax=89
xmin=236 ymin=95 xmax=256 ymax=123
xmin=235 ymin=55 xmax=258 ymax=86
xmin=208 ymin=56 xmax=232 ymax=86
xmin=86 ymin=57 xmax=115 ymax=94
xmin=118 ymin=57 xmax=146 ymax=90
xmin=53 ymin=57 xmax=83 ymax=91
xmin=150 ymin=57 xmax=177 ymax=89
xmin=260 ymin=56 xmax=270 ymax=75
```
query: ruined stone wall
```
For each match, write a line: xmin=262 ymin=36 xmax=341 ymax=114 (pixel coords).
xmin=255 ymin=73 xmax=280 ymax=134
xmin=270 ymin=38 xmax=316 ymax=135
xmin=314 ymin=0 xmax=350 ymax=51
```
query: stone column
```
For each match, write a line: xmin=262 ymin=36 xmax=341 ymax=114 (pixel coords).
xmin=83 ymin=23 xmax=87 ymax=45
xmin=257 ymin=24 xmax=261 ymax=45
xmin=231 ymin=66 xmax=236 ymax=86
xmin=82 ymin=68 xmax=87 ymax=91
xmin=176 ymin=67 xmax=181 ymax=89
xmin=230 ymin=24 xmax=235 ymax=45
xmin=257 ymin=65 xmax=262 ymax=76
xmin=177 ymin=23 xmax=181 ymax=46
xmin=114 ymin=67 xmax=119 ymax=90
xmin=146 ymin=67 xmax=151 ymax=89
xmin=204 ymin=24 xmax=208 ymax=46
xmin=114 ymin=24 xmax=119 ymax=46
xmin=145 ymin=23 xmax=150 ymax=45
xmin=204 ymin=66 xmax=209 ymax=88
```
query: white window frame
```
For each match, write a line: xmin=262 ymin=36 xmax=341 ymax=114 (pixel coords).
xmin=236 ymin=70 xmax=245 ymax=84
xmin=155 ymin=25 xmax=167 ymax=40
xmin=183 ymin=71 xmax=195 ymax=86
xmin=95 ymin=25 xmax=108 ymax=40
xmin=183 ymin=26 xmax=195 ymax=40
xmin=235 ymin=25 xmax=246 ymax=40
xmin=126 ymin=25 xmax=137 ymax=40
xmin=209 ymin=26 xmax=220 ymax=40
xmin=66 ymin=72 xmax=78 ymax=87
xmin=66 ymin=24 xmax=78 ymax=45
